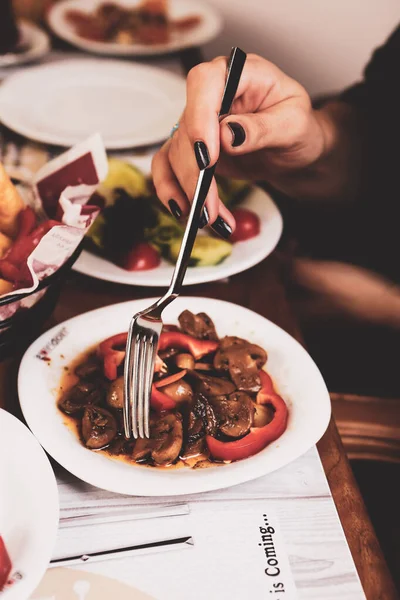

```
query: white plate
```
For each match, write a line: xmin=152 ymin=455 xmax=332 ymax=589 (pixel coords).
xmin=47 ymin=0 xmax=222 ymax=57
xmin=18 ymin=297 xmax=331 ymax=497
xmin=73 ymin=153 xmax=283 ymax=286
xmin=0 ymin=409 xmax=59 ymax=599
xmin=0 ymin=21 xmax=50 ymax=69
xmin=0 ymin=58 xmax=186 ymax=149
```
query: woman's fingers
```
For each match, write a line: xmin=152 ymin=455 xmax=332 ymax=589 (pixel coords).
xmin=151 ymin=141 xmax=190 ymax=219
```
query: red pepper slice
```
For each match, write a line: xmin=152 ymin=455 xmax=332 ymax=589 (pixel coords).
xmin=158 ymin=332 xmax=218 ymax=360
xmin=154 ymin=369 xmax=187 ymax=389
xmin=98 ymin=333 xmax=167 ymax=380
xmin=0 ymin=536 xmax=11 ymax=591
xmin=206 ymin=370 xmax=288 ymax=462
xmin=98 ymin=333 xmax=127 ymax=381
xmin=151 ymin=385 xmax=177 ymax=411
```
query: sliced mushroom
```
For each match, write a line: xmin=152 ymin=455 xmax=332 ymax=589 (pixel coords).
xmin=188 ymin=370 xmax=236 ymax=397
xmin=175 ymin=353 xmax=195 ymax=370
xmin=59 ymin=381 xmax=103 ymax=415
xmin=151 ymin=413 xmax=183 ymax=465
xmin=192 ymin=393 xmax=218 ymax=436
xmin=252 ymin=402 xmax=275 ymax=428
xmin=178 ymin=310 xmax=218 ymax=340
xmin=214 ymin=336 xmax=267 ymax=393
xmin=132 ymin=413 xmax=183 ymax=466
xmin=107 ymin=376 xmax=124 ymax=409
xmin=81 ymin=406 xmax=117 ymax=449
xmin=159 ymin=379 xmax=193 ymax=403
xmin=74 ymin=356 xmax=102 ymax=379
xmin=211 ymin=392 xmax=254 ymax=438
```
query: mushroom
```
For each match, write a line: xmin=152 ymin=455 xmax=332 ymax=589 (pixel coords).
xmin=107 ymin=376 xmax=124 ymax=409
xmin=158 ymin=379 xmax=193 ymax=403
xmin=151 ymin=413 xmax=183 ymax=465
xmin=211 ymin=392 xmax=254 ymax=438
xmin=59 ymin=381 xmax=103 ymax=415
xmin=132 ymin=413 xmax=183 ymax=466
xmin=81 ymin=406 xmax=117 ymax=449
xmin=74 ymin=357 xmax=102 ymax=379
xmin=214 ymin=336 xmax=267 ymax=393
xmin=192 ymin=393 xmax=218 ymax=436
xmin=188 ymin=371 xmax=236 ymax=398
xmin=175 ymin=353 xmax=195 ymax=370
xmin=252 ymin=402 xmax=275 ymax=428
xmin=178 ymin=310 xmax=218 ymax=340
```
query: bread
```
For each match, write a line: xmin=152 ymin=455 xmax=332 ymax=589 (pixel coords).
xmin=0 ymin=279 xmax=13 ymax=296
xmin=0 ymin=232 xmax=12 ymax=258
xmin=0 ymin=163 xmax=24 ymax=238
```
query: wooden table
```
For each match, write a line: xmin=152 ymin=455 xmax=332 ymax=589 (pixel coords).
xmin=10 ymin=254 xmax=389 ymax=600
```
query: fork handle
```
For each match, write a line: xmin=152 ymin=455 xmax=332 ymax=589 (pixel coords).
xmin=167 ymin=165 xmax=215 ymax=295
xmin=159 ymin=47 xmax=246 ymax=304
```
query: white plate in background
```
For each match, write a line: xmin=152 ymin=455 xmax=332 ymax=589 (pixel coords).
xmin=0 ymin=409 xmax=59 ymax=600
xmin=18 ymin=297 xmax=331 ymax=497
xmin=0 ymin=21 xmax=50 ymax=69
xmin=0 ymin=59 xmax=186 ymax=149
xmin=47 ymin=0 xmax=222 ymax=57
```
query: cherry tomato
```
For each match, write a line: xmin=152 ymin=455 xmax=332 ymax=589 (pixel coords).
xmin=118 ymin=243 xmax=160 ymax=271
xmin=230 ymin=208 xmax=260 ymax=243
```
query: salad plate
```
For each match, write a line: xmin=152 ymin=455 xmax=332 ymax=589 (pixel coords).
xmin=18 ymin=297 xmax=331 ymax=496
xmin=73 ymin=156 xmax=283 ymax=286
xmin=47 ymin=0 xmax=222 ymax=57
xmin=0 ymin=409 xmax=59 ymax=599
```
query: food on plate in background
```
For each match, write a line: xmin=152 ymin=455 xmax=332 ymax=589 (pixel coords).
xmin=86 ymin=158 xmax=260 ymax=271
xmin=0 ymin=536 xmax=12 ymax=591
xmin=0 ymin=0 xmax=20 ymax=54
xmin=58 ymin=310 xmax=288 ymax=468
xmin=0 ymin=164 xmax=61 ymax=294
xmin=66 ymin=0 xmax=202 ymax=46
xmin=0 ymin=164 xmax=25 ymax=237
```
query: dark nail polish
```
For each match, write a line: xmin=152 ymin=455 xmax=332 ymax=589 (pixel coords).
xmin=227 ymin=122 xmax=246 ymax=147
xmin=199 ymin=205 xmax=209 ymax=229
xmin=168 ymin=199 xmax=182 ymax=220
xmin=194 ymin=141 xmax=210 ymax=170
xmin=211 ymin=216 xmax=232 ymax=239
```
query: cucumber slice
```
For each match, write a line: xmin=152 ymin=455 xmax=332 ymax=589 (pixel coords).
xmin=168 ymin=235 xmax=232 ymax=267
xmin=86 ymin=213 xmax=106 ymax=249
xmin=98 ymin=158 xmax=150 ymax=205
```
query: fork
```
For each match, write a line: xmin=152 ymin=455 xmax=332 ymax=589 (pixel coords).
xmin=123 ymin=47 xmax=247 ymax=439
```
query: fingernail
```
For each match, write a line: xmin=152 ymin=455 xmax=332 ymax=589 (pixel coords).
xmin=168 ymin=199 xmax=182 ymax=220
xmin=227 ymin=122 xmax=246 ymax=147
xmin=211 ymin=216 xmax=232 ymax=239
xmin=199 ymin=205 xmax=209 ymax=229
xmin=194 ymin=141 xmax=210 ymax=170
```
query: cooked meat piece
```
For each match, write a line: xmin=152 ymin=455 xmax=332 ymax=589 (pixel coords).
xmin=178 ymin=310 xmax=218 ymax=341
xmin=82 ymin=406 xmax=117 ymax=449
xmin=158 ymin=379 xmax=193 ymax=403
xmin=132 ymin=413 xmax=183 ymax=466
xmin=175 ymin=353 xmax=195 ymax=370
xmin=211 ymin=392 xmax=254 ymax=438
xmin=180 ymin=412 xmax=209 ymax=466
xmin=214 ymin=336 xmax=267 ymax=392
xmin=188 ymin=371 xmax=236 ymax=397
xmin=59 ymin=381 xmax=103 ymax=415
xmin=107 ymin=436 xmax=134 ymax=455
xmin=74 ymin=357 xmax=102 ymax=379
xmin=151 ymin=413 xmax=183 ymax=465
xmin=252 ymin=402 xmax=275 ymax=428
xmin=193 ymin=393 xmax=218 ymax=436
xmin=107 ymin=376 xmax=124 ymax=409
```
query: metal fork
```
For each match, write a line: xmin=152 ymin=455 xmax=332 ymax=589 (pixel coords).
xmin=123 ymin=47 xmax=247 ymax=439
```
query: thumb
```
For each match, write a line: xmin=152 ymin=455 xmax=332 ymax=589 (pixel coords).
xmin=220 ymin=105 xmax=304 ymax=155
